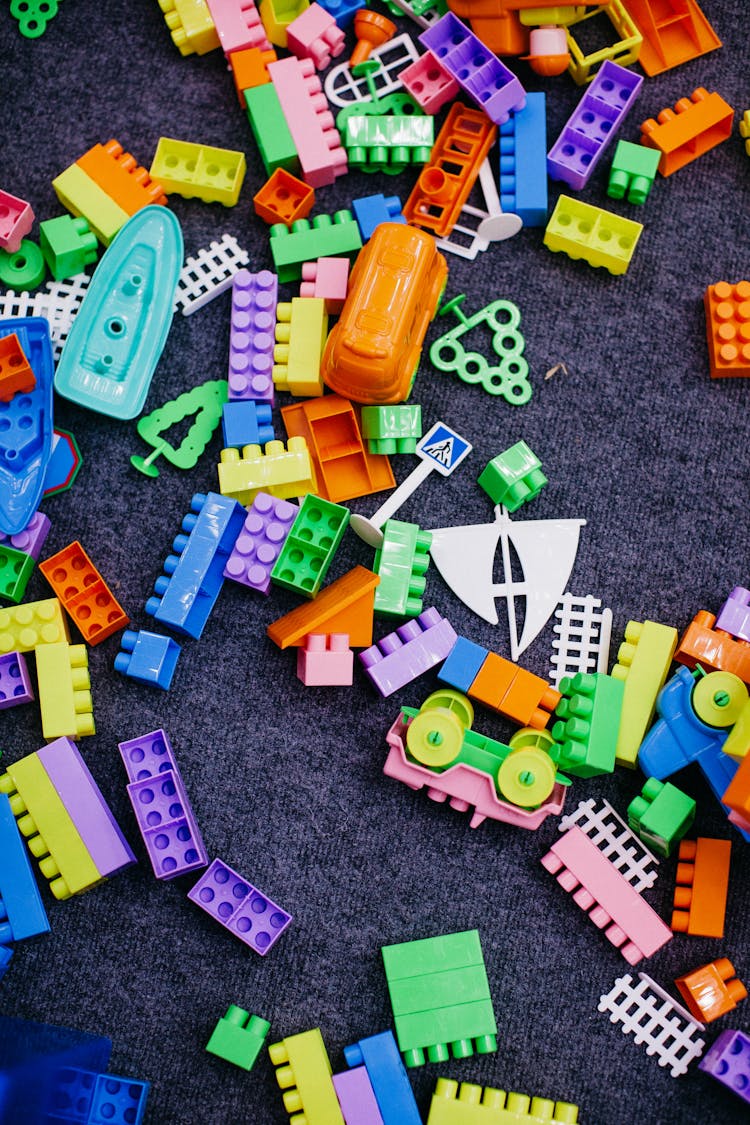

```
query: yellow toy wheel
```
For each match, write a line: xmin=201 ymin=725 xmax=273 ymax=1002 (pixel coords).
xmin=508 ymin=727 xmax=556 ymax=754
xmin=497 ymin=747 xmax=556 ymax=808
xmin=419 ymin=689 xmax=473 ymax=729
xmin=693 ymin=671 xmax=749 ymax=728
xmin=406 ymin=708 xmax=465 ymax=768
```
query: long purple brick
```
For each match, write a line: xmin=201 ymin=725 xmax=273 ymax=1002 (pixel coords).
xmin=359 ymin=608 xmax=458 ymax=697
xmin=187 ymin=857 xmax=292 ymax=955
xmin=223 ymin=492 xmax=298 ymax=594
xmin=332 ymin=1067 xmax=384 ymax=1125
xmin=0 ymin=651 xmax=34 ymax=709
xmin=36 ymin=739 xmax=136 ymax=878
xmin=227 ymin=269 xmax=277 ymax=405
xmin=0 ymin=510 xmax=50 ymax=559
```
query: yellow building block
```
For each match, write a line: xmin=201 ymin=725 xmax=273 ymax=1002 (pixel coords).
xmin=36 ymin=642 xmax=95 ymax=740
xmin=740 ymin=110 xmax=750 ymax=157
xmin=259 ymin=0 xmax=309 ymax=48
xmin=0 ymin=598 xmax=69 ymax=655
xmin=273 ymin=298 xmax=328 ymax=396
xmin=427 ymin=1078 xmax=579 ymax=1125
xmin=52 ymin=163 xmax=130 ymax=246
xmin=150 ymin=138 xmax=247 ymax=206
xmin=157 ymin=0 xmax=220 ymax=56
xmin=565 ymin=0 xmax=642 ymax=86
xmin=0 ymin=754 xmax=101 ymax=900
xmin=219 ymin=437 xmax=315 ymax=505
xmin=611 ymin=620 xmax=678 ymax=768
xmin=723 ymin=698 xmax=750 ymax=761
xmin=268 ymin=1028 xmax=344 ymax=1125
xmin=544 ymin=196 xmax=643 ymax=276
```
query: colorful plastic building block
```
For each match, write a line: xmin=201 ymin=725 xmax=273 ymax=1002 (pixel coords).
xmin=724 ymin=696 xmax=750 ymax=762
xmin=52 ymin=163 xmax=129 ymax=247
xmin=286 ymin=2 xmax=345 ymax=66
xmin=0 ymin=597 xmax=68 ymax=655
xmin=598 ymin=973 xmax=706 ymax=1078
xmin=558 ymin=797 xmax=658 ymax=892
xmin=297 ymin=634 xmax=354 ymax=686
xmin=343 ymin=114 xmax=434 ymax=175
xmin=496 ymin=91 xmax=548 ymax=228
xmin=699 ymin=1029 xmax=750 ymax=1105
xmin=51 ymin=1069 xmax=150 ymax=1124
xmin=373 ymin=519 xmax=431 ymax=618
xmin=343 ymin=1031 xmax=421 ymax=1125
xmin=351 ymin=194 xmax=405 ymax=242
xmin=150 ymin=139 xmax=246 ymax=206
xmin=675 ymin=959 xmax=747 ymax=1024
xmin=267 ymin=565 xmax=379 ymax=649
xmin=273 ymin=297 xmax=328 ymax=396
xmin=675 ymin=609 xmax=750 ymax=681
xmin=542 ymin=826 xmax=672 ymax=964
xmin=0 ymin=544 xmax=34 ymax=604
xmin=254 ymin=168 xmax=314 ymax=226
xmin=269 ymin=1028 xmax=344 ymax=1125
xmin=39 ymin=541 xmax=128 ymax=644
xmin=39 ymin=216 xmax=98 ymax=281
xmin=627 ymin=778 xmax=696 ymax=858
xmin=0 ymin=332 xmax=36 ymax=402
xmin=221 ymin=401 xmax=274 ymax=449
xmin=132 ymin=379 xmax=229 ymax=477
xmin=316 ymin=0 xmax=359 ymax=26
xmin=0 ymin=190 xmax=34 ymax=254
xmin=0 ymin=650 xmax=34 ymax=709
xmin=607 ymin=140 xmax=660 ymax=205
xmin=228 ymin=268 xmax=277 ymax=405
xmin=300 ymin=257 xmax=349 ymax=313
xmin=175 ymin=234 xmax=249 ymax=316
xmin=219 ymin=438 xmax=314 ymax=506
xmin=722 ymin=752 xmax=750 ymax=832
xmin=671 ymin=837 xmax=731 ymax=939
xmin=361 ymin=609 xmax=456 ymax=697
xmin=245 ymin=83 xmax=300 ymax=177
xmin=361 ymin=405 xmax=421 ymax=456
xmin=223 ymin=493 xmax=298 ymax=595
xmin=269 ymin=211 xmax=362 ymax=284
xmin=478 ymin=442 xmax=546 ymax=511
xmin=544 ymin=195 xmax=643 ymax=275
xmin=229 ymin=44 xmax=277 ymax=100
xmin=0 ymin=791 xmax=49 ymax=943
xmin=332 ymin=1066 xmax=384 ymax=1125
xmin=399 ymin=51 xmax=459 ymax=115
xmin=430 ymin=295 xmax=530 ymax=404
xmin=611 ymin=619 xmax=677 ymax=768
xmin=157 ymin=0 xmax=221 ymax=55
xmin=716 ymin=586 xmax=750 ymax=641
xmin=189 ymin=858 xmax=292 ymax=953
xmin=206 ymin=1007 xmax=270 ymax=1071
xmin=640 ymin=89 xmax=734 ymax=176
xmin=145 ymin=492 xmax=245 ymax=639
xmin=36 ymin=642 xmax=95 ymax=740
xmin=0 ymin=240 xmax=46 ymax=291
xmin=118 ymin=728 xmax=208 ymax=880
xmin=270 ymin=494 xmax=349 ymax=598
xmin=268 ymin=56 xmax=348 ymax=187
xmin=550 ymin=673 xmax=624 ymax=778
xmin=259 ymin=0 xmax=309 ymax=46
xmin=439 ymin=641 xmax=561 ymax=729
xmin=426 ymin=1077 xmax=579 ymax=1124
xmin=206 ymin=0 xmax=271 ymax=53
xmin=625 ymin=0 xmax=720 ymax=77
xmin=114 ymin=629 xmax=181 ymax=690
xmin=704 ymin=282 xmax=750 ymax=379
xmin=564 ymin=0 xmax=642 ymax=85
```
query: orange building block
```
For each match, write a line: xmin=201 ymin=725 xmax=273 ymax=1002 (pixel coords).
xmin=40 ymin=541 xmax=129 ymax=645
xmin=468 ymin=652 xmax=561 ymax=729
xmin=675 ymin=610 xmax=750 ymax=684
xmin=282 ymin=396 xmax=394 ymax=504
xmin=76 ymin=139 xmax=168 ymax=213
xmin=625 ymin=0 xmax=720 ymax=77
xmin=254 ymin=168 xmax=314 ymax=226
xmin=0 ymin=333 xmax=36 ymax=402
xmin=267 ymin=566 xmax=379 ymax=649
xmin=671 ymin=837 xmax=731 ymax=939
xmin=640 ymin=88 xmax=734 ymax=177
xmin=675 ymin=958 xmax=747 ymax=1024
xmin=721 ymin=752 xmax=750 ymax=832
xmin=228 ymin=45 xmax=277 ymax=102
xmin=704 ymin=282 xmax=750 ymax=379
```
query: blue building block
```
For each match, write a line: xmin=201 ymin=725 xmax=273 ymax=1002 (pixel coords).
xmin=343 ymin=1031 xmax=421 ymax=1125
xmin=0 ymin=792 xmax=49 ymax=944
xmin=316 ymin=0 xmax=360 ymax=26
xmin=145 ymin=492 xmax=246 ymax=639
xmin=88 ymin=1073 xmax=150 ymax=1125
xmin=352 ymin=194 xmax=406 ymax=242
xmin=437 ymin=636 xmax=487 ymax=693
xmin=499 ymin=92 xmax=548 ymax=227
xmin=0 ymin=945 xmax=13 ymax=982
xmin=114 ymin=629 xmax=181 ymax=691
xmin=221 ymin=401 xmax=274 ymax=449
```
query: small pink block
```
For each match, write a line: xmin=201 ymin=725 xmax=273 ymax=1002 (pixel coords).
xmin=399 ymin=50 xmax=460 ymax=115
xmin=0 ymin=190 xmax=34 ymax=254
xmin=300 ymin=257 xmax=349 ymax=313
xmin=332 ymin=1066 xmax=384 ymax=1125
xmin=269 ymin=56 xmax=348 ymax=187
xmin=297 ymin=633 xmax=353 ymax=685
xmin=287 ymin=2 xmax=345 ymax=69
xmin=206 ymin=0 xmax=271 ymax=54
xmin=541 ymin=826 xmax=673 ymax=964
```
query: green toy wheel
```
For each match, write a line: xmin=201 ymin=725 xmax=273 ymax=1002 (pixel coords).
xmin=0 ymin=239 xmax=46 ymax=290
xmin=692 ymin=670 xmax=748 ymax=728
xmin=497 ymin=746 xmax=556 ymax=808
xmin=406 ymin=708 xmax=465 ymax=768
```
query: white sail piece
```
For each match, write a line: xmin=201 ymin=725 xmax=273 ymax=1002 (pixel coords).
xmin=428 ymin=517 xmax=503 ymax=625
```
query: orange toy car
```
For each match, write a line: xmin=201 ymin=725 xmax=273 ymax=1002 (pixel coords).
xmin=321 ymin=223 xmax=447 ymax=405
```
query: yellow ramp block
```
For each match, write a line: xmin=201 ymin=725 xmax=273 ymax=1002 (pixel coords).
xmin=268 ymin=1028 xmax=344 ymax=1125
xmin=52 ymin=164 xmax=129 ymax=246
xmin=36 ymin=642 xmax=95 ymax=740
xmin=611 ymin=620 xmax=677 ymax=767
xmin=0 ymin=598 xmax=69 ymax=655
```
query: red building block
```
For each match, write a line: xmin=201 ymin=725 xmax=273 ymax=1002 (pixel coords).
xmin=704 ymin=282 xmax=750 ymax=378
xmin=228 ymin=45 xmax=277 ymax=102
xmin=675 ymin=959 xmax=747 ymax=1023
xmin=671 ymin=838 xmax=731 ymax=939
xmin=40 ymin=542 xmax=129 ymax=645
xmin=0 ymin=333 xmax=36 ymax=402
xmin=254 ymin=168 xmax=314 ymax=226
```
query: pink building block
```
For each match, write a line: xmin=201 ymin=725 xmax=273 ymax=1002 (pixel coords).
xmin=228 ymin=268 xmax=277 ymax=404
xmin=384 ymin=713 xmax=567 ymax=830
xmin=206 ymin=0 xmax=272 ymax=53
xmin=223 ymin=492 xmax=298 ymax=594
xmin=0 ymin=510 xmax=50 ymax=560
xmin=0 ymin=190 xmax=34 ymax=254
xmin=332 ymin=1066 xmax=384 ymax=1125
xmin=359 ymin=607 xmax=457 ymax=698
xmin=399 ymin=50 xmax=460 ymax=115
xmin=541 ymin=826 xmax=673 ymax=965
xmin=286 ymin=2 xmax=345 ymax=69
xmin=297 ymin=633 xmax=353 ymax=685
xmin=268 ymin=56 xmax=348 ymax=187
xmin=300 ymin=257 xmax=349 ymax=313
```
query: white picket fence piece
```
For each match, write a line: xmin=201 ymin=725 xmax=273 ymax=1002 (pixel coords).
xmin=0 ymin=273 xmax=91 ymax=359
xmin=550 ymin=592 xmax=612 ymax=688
xmin=175 ymin=235 xmax=249 ymax=316
xmin=325 ymin=34 xmax=419 ymax=108
xmin=559 ymin=797 xmax=659 ymax=892
xmin=598 ymin=973 xmax=706 ymax=1078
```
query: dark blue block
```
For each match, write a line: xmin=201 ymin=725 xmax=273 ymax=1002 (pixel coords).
xmin=89 ymin=1073 xmax=150 ymax=1125
xmin=343 ymin=1031 xmax=421 ymax=1125
xmin=0 ymin=792 xmax=49 ymax=943
xmin=114 ymin=629 xmax=181 ymax=691
xmin=221 ymin=401 xmax=274 ymax=449
xmin=352 ymin=194 xmax=406 ymax=242
xmin=0 ymin=945 xmax=13 ymax=982
xmin=437 ymin=636 xmax=487 ymax=693
xmin=316 ymin=0 xmax=359 ymax=27
xmin=499 ymin=92 xmax=548 ymax=227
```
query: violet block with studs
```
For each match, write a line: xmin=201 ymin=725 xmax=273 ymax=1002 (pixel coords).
xmin=0 ymin=650 xmax=34 ymax=709
xmin=223 ymin=492 xmax=298 ymax=595
xmin=227 ymin=269 xmax=277 ymax=405
xmin=699 ymin=1028 xmax=750 ymax=1106
xmin=187 ymin=858 xmax=292 ymax=955
xmin=716 ymin=587 xmax=750 ymax=643
xmin=0 ymin=510 xmax=50 ymax=559
xmin=359 ymin=607 xmax=458 ymax=698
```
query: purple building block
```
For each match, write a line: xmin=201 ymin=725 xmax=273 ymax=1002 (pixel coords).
xmin=699 ymin=1029 xmax=750 ymax=1106
xmin=118 ymin=728 xmax=207 ymax=880
xmin=187 ymin=858 xmax=292 ymax=956
xmin=0 ymin=651 xmax=34 ymax=709
xmin=227 ymin=269 xmax=277 ymax=405
xmin=223 ymin=493 xmax=298 ymax=595
xmin=0 ymin=510 xmax=50 ymax=560
xmin=359 ymin=607 xmax=458 ymax=698
xmin=36 ymin=739 xmax=136 ymax=879
xmin=333 ymin=1066 xmax=385 ymax=1125
xmin=547 ymin=60 xmax=643 ymax=190
xmin=716 ymin=587 xmax=750 ymax=642
xmin=420 ymin=12 xmax=526 ymax=126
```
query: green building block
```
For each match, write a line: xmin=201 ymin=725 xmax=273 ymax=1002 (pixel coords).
xmin=607 ymin=140 xmax=661 ymax=206
xmin=373 ymin=519 xmax=431 ymax=618
xmin=361 ymin=405 xmax=422 ymax=455
xmin=244 ymin=84 xmax=299 ymax=177
xmin=0 ymin=239 xmax=46 ymax=291
xmin=131 ymin=379 xmax=228 ymax=478
xmin=550 ymin=672 xmax=624 ymax=778
xmin=0 ymin=545 xmax=35 ymax=604
xmin=344 ymin=115 xmax=434 ymax=174
xmin=382 ymin=929 xmax=497 ymax=1068
xmin=477 ymin=441 xmax=547 ymax=512
xmin=206 ymin=1006 xmax=270 ymax=1071
xmin=269 ymin=212 xmax=362 ymax=284
xmin=39 ymin=215 xmax=98 ymax=281
xmin=270 ymin=494 xmax=349 ymax=598
xmin=627 ymin=777 xmax=696 ymax=858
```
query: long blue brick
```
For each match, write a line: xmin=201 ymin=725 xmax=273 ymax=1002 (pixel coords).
xmin=0 ymin=792 xmax=49 ymax=943
xmin=499 ymin=92 xmax=548 ymax=227
xmin=343 ymin=1031 xmax=421 ymax=1125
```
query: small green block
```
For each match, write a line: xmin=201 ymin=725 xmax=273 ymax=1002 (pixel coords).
xmin=0 ymin=240 xmax=46 ymax=291
xmin=245 ymin=84 xmax=299 ymax=177
xmin=477 ymin=441 xmax=547 ymax=511
xmin=344 ymin=115 xmax=434 ymax=173
xmin=39 ymin=215 xmax=98 ymax=281
xmin=627 ymin=777 xmax=696 ymax=858
xmin=271 ymin=494 xmax=349 ymax=598
xmin=551 ymin=672 xmax=624 ymax=778
xmin=206 ymin=1006 xmax=270 ymax=1071
xmin=607 ymin=141 xmax=660 ymax=206
xmin=373 ymin=519 xmax=431 ymax=618
xmin=361 ymin=405 xmax=422 ymax=455
xmin=0 ymin=546 xmax=35 ymax=604
xmin=269 ymin=212 xmax=362 ymax=284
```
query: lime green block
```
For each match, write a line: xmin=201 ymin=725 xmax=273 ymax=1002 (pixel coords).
xmin=627 ymin=778 xmax=696 ymax=858
xmin=551 ymin=672 xmax=623 ymax=778
xmin=270 ymin=494 xmax=349 ymax=598
xmin=0 ymin=545 xmax=34 ymax=604
xmin=611 ymin=620 xmax=678 ymax=768
xmin=383 ymin=929 xmax=485 ymax=980
xmin=245 ymin=85 xmax=299 ymax=176
xmin=389 ymin=965 xmax=493 ymax=1014
xmin=206 ymin=1006 xmax=270 ymax=1071
xmin=478 ymin=441 xmax=547 ymax=512
xmin=361 ymin=404 xmax=422 ymax=455
xmin=52 ymin=164 xmax=129 ymax=246
xmin=374 ymin=519 xmax=431 ymax=619
xmin=608 ymin=140 xmax=660 ymax=205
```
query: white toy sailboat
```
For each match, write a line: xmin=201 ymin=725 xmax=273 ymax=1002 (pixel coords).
xmin=428 ymin=505 xmax=586 ymax=662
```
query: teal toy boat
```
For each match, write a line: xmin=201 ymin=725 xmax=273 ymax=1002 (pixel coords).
xmin=54 ymin=206 xmax=183 ymax=420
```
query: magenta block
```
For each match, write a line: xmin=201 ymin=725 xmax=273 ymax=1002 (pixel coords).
xmin=223 ymin=492 xmax=298 ymax=594
xmin=187 ymin=858 xmax=292 ymax=955
xmin=716 ymin=586 xmax=750 ymax=642
xmin=359 ymin=607 xmax=458 ymax=698
xmin=699 ymin=1029 xmax=750 ymax=1105
xmin=36 ymin=739 xmax=136 ymax=879
xmin=0 ymin=651 xmax=34 ymax=709
xmin=0 ymin=190 xmax=34 ymax=254
xmin=287 ymin=2 xmax=345 ymax=69
xmin=399 ymin=50 xmax=459 ymax=115
xmin=332 ymin=1066 xmax=384 ymax=1125
xmin=0 ymin=510 xmax=51 ymax=559
xmin=227 ymin=269 xmax=277 ymax=405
